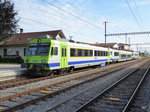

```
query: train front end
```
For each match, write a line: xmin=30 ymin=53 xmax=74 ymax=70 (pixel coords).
xmin=24 ymin=38 xmax=51 ymax=76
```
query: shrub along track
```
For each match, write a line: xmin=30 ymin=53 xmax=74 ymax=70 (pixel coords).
xmin=0 ymin=58 xmax=147 ymax=112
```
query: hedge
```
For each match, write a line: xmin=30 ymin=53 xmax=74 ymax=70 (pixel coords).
xmin=0 ymin=56 xmax=24 ymax=63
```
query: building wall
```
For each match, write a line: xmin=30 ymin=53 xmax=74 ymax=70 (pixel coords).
xmin=124 ymin=45 xmax=130 ymax=50
xmin=113 ymin=44 xmax=119 ymax=49
xmin=0 ymin=46 xmax=27 ymax=59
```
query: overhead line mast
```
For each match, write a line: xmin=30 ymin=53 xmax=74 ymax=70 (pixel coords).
xmin=106 ymin=31 xmax=150 ymax=36
xmin=105 ymin=31 xmax=150 ymax=48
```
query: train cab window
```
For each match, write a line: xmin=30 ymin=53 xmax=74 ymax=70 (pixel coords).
xmin=51 ymin=47 xmax=58 ymax=55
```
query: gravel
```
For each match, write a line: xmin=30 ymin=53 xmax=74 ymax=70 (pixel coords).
xmin=14 ymin=59 xmax=146 ymax=112
xmin=129 ymin=66 xmax=150 ymax=112
xmin=0 ymin=59 xmax=141 ymax=99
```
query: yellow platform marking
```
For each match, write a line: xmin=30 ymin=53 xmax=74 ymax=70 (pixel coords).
xmin=107 ymin=97 xmax=120 ymax=101
xmin=41 ymin=90 xmax=53 ymax=94
xmin=0 ymin=106 xmax=5 ymax=111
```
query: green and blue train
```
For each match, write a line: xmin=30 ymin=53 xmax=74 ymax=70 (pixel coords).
xmin=24 ymin=38 xmax=139 ymax=76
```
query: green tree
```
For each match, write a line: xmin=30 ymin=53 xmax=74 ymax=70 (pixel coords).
xmin=0 ymin=0 xmax=19 ymax=41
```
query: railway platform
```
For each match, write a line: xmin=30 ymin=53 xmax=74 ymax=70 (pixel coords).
xmin=0 ymin=64 xmax=26 ymax=81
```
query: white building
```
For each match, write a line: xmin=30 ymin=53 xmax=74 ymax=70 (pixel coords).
xmin=90 ymin=43 xmax=131 ymax=50
xmin=0 ymin=30 xmax=66 ymax=59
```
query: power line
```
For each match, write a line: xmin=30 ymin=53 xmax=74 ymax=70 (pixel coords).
xmin=134 ymin=0 xmax=144 ymax=26
xmin=86 ymin=0 xmax=125 ymax=34
xmin=42 ymin=0 xmax=104 ymax=31
xmin=14 ymin=0 xmax=103 ymax=35
xmin=106 ymin=31 xmax=150 ymax=36
xmin=125 ymin=0 xmax=142 ymax=30
xmin=19 ymin=16 xmax=99 ymax=41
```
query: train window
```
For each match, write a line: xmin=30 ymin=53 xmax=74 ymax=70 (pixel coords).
xmin=84 ymin=50 xmax=88 ymax=56
xmin=103 ymin=51 xmax=105 ymax=56
xmin=101 ymin=51 xmax=104 ymax=56
xmin=70 ymin=48 xmax=76 ymax=57
xmin=94 ymin=50 xmax=99 ymax=56
xmin=114 ymin=52 xmax=119 ymax=56
xmin=77 ymin=49 xmax=82 ymax=56
xmin=105 ymin=51 xmax=107 ymax=56
xmin=62 ymin=48 xmax=66 ymax=57
xmin=89 ymin=50 xmax=93 ymax=56
xmin=97 ymin=51 xmax=99 ymax=56
xmin=105 ymin=51 xmax=108 ymax=56
xmin=121 ymin=54 xmax=126 ymax=58
xmin=94 ymin=50 xmax=97 ymax=56
xmin=51 ymin=47 xmax=58 ymax=55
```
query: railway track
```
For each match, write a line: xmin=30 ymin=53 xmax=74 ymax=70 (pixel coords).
xmin=0 ymin=58 xmax=148 ymax=112
xmin=75 ymin=60 xmax=150 ymax=112
xmin=0 ymin=59 xmax=143 ymax=90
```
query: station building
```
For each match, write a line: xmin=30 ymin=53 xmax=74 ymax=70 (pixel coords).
xmin=0 ymin=29 xmax=131 ymax=60
xmin=0 ymin=30 xmax=66 ymax=59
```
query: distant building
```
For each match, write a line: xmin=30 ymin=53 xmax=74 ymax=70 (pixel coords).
xmin=118 ymin=43 xmax=130 ymax=50
xmin=90 ymin=43 xmax=119 ymax=49
xmin=0 ymin=30 xmax=66 ymax=59
xmin=90 ymin=43 xmax=130 ymax=50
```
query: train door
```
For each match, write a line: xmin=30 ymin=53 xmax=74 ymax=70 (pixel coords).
xmin=60 ymin=42 xmax=68 ymax=68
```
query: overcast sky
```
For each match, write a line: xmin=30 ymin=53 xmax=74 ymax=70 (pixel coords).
xmin=12 ymin=0 xmax=150 ymax=52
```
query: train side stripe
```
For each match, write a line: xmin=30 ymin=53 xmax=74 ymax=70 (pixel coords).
xmin=68 ymin=59 xmax=108 ymax=65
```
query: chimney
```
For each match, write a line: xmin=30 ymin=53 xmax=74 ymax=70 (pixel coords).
xmin=20 ymin=28 xmax=23 ymax=33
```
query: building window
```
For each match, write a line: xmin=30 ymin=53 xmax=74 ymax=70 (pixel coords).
xmin=16 ymin=51 xmax=19 ymax=56
xmin=27 ymin=37 xmax=32 ymax=41
xmin=3 ymin=49 xmax=7 ymax=56
xmin=24 ymin=48 xmax=26 ymax=56
xmin=17 ymin=38 xmax=22 ymax=41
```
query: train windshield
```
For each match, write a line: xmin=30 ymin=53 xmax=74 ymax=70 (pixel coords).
xmin=27 ymin=43 xmax=50 ymax=56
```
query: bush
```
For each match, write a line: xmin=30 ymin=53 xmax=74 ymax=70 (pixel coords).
xmin=0 ymin=56 xmax=24 ymax=63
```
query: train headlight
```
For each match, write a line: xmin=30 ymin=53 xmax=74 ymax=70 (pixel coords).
xmin=41 ymin=59 xmax=46 ymax=63
xmin=26 ymin=59 xmax=29 ymax=63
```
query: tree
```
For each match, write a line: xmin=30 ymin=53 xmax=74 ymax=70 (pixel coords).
xmin=0 ymin=0 xmax=19 ymax=41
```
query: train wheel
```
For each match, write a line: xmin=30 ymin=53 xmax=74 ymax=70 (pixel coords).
xmin=29 ymin=69 xmax=51 ymax=76
xmin=69 ymin=67 xmax=74 ymax=72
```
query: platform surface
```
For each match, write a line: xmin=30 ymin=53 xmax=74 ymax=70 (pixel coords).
xmin=0 ymin=64 xmax=26 ymax=80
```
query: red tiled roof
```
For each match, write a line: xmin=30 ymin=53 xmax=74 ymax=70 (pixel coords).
xmin=90 ymin=43 xmax=117 ymax=47
xmin=0 ymin=30 xmax=64 ymax=46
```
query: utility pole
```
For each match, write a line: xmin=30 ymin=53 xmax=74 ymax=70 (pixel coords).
xmin=104 ymin=21 xmax=107 ymax=46
xmin=69 ymin=36 xmax=73 ymax=41
xmin=137 ymin=43 xmax=138 ymax=52
xmin=128 ymin=37 xmax=130 ymax=45
xmin=125 ymin=34 xmax=127 ymax=44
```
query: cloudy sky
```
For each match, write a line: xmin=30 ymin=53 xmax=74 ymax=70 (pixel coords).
xmin=12 ymin=0 xmax=150 ymax=52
